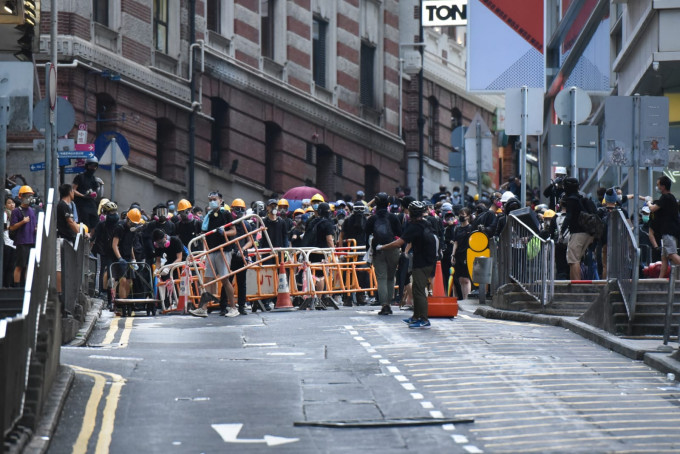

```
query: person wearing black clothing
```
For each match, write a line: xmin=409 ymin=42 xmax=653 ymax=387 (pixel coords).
xmin=647 ymin=175 xmax=680 ymax=278
xmin=175 ymin=201 xmax=201 ymax=251
xmin=543 ymin=167 xmax=567 ymax=210
xmin=472 ymin=199 xmax=499 ymax=236
xmin=57 ymin=184 xmax=81 ymax=312
xmin=365 ymin=193 xmax=402 ymax=315
xmin=394 ymin=196 xmax=415 ymax=305
xmin=308 ymin=202 xmax=335 ymax=294
xmin=378 ymin=201 xmax=437 ymax=329
xmin=112 ymin=208 xmax=144 ymax=300
xmin=230 ymin=199 xmax=256 ymax=312
xmin=561 ymin=177 xmax=593 ymax=280
xmin=430 ymin=184 xmax=448 ymax=204
xmin=152 ymin=229 xmax=186 ymax=268
xmin=92 ymin=201 xmax=120 ymax=309
xmin=337 ymin=205 xmax=367 ymax=305
xmin=263 ymin=199 xmax=289 ymax=248
xmin=143 ymin=204 xmax=176 ymax=267
xmin=441 ymin=212 xmax=456 ymax=297
xmin=72 ymin=157 xmax=100 ymax=230
xmin=289 ymin=209 xmax=305 ymax=247
xmin=451 ymin=208 xmax=473 ymax=300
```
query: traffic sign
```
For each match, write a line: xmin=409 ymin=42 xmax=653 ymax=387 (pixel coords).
xmin=75 ymin=143 xmax=95 ymax=152
xmin=95 ymin=131 xmax=130 ymax=170
xmin=77 ymin=123 xmax=88 ymax=144
xmin=59 ymin=158 xmax=71 ymax=166
xmin=464 ymin=112 xmax=494 ymax=173
xmin=64 ymin=166 xmax=85 ymax=174
xmin=33 ymin=97 xmax=76 ymax=136
xmin=33 ymin=138 xmax=75 ymax=153
xmin=30 ymin=162 xmax=45 ymax=172
xmin=554 ymin=87 xmax=592 ymax=124
xmin=57 ymin=150 xmax=95 ymax=159
xmin=505 ymin=87 xmax=544 ymax=136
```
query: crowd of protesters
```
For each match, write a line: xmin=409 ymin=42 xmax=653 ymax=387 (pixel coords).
xmin=4 ymin=156 xmax=677 ymax=327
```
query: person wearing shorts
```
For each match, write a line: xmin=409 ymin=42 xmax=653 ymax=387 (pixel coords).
xmin=647 ymin=175 xmax=680 ymax=278
xmin=9 ymin=186 xmax=37 ymax=287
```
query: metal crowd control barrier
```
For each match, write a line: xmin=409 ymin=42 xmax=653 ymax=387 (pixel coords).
xmin=663 ymin=265 xmax=680 ymax=347
xmin=496 ymin=214 xmax=555 ymax=306
xmin=154 ymin=261 xmax=198 ymax=314
xmin=607 ymin=209 xmax=639 ymax=319
xmin=61 ymin=225 xmax=93 ymax=315
xmin=187 ymin=214 xmax=277 ymax=305
xmin=1 ymin=189 xmax=61 ymax=442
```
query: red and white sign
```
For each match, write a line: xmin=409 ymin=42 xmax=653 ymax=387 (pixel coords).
xmin=75 ymin=143 xmax=95 ymax=152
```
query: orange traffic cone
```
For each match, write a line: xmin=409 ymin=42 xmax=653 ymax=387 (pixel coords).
xmin=431 ymin=261 xmax=446 ymax=297
xmin=275 ymin=261 xmax=295 ymax=310
xmin=428 ymin=261 xmax=458 ymax=318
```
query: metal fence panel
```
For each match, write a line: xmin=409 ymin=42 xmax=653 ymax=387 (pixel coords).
xmin=607 ymin=210 xmax=639 ymax=319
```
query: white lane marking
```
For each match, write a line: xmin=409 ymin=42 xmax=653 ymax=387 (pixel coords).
xmin=244 ymin=343 xmax=277 ymax=347
xmin=452 ymin=434 xmax=469 ymax=443
xmin=464 ymin=445 xmax=484 ymax=453
xmin=402 ymin=383 xmax=416 ymax=391
xmin=366 ymin=348 xmax=376 ymax=353
xmin=442 ymin=423 xmax=456 ymax=431
xmin=387 ymin=366 xmax=400 ymax=374
xmin=421 ymin=401 xmax=434 ymax=409
xmin=88 ymin=355 xmax=144 ymax=361
xmin=411 ymin=393 xmax=424 ymax=400
xmin=372 ymin=354 xmax=382 ymax=359
xmin=360 ymin=342 xmax=371 ymax=348
xmin=430 ymin=411 xmax=444 ymax=419
xmin=379 ymin=359 xmax=390 ymax=364
xmin=211 ymin=423 xmax=298 ymax=446
xmin=266 ymin=352 xmax=305 ymax=356
xmin=344 ymin=325 xmax=354 ymax=330
xmin=394 ymin=375 xmax=408 ymax=382
xmin=459 ymin=314 xmax=472 ymax=319
xmin=354 ymin=336 xmax=365 ymax=341
xmin=349 ymin=331 xmax=359 ymax=335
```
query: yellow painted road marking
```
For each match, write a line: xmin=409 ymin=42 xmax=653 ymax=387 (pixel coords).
xmin=70 ymin=365 xmax=126 ymax=454
xmin=102 ymin=318 xmax=120 ymax=345
xmin=118 ymin=317 xmax=134 ymax=347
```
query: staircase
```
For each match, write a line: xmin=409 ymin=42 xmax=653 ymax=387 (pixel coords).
xmin=492 ymin=282 xmax=605 ymax=316
xmin=0 ymin=287 xmax=25 ymax=319
xmin=610 ymin=279 xmax=680 ymax=336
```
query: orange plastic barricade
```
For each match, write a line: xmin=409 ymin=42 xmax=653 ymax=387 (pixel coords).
xmin=187 ymin=214 xmax=277 ymax=309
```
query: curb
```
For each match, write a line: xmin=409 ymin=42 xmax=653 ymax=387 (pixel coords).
xmin=69 ymin=298 xmax=103 ymax=347
xmin=23 ymin=365 xmax=75 ymax=454
xmin=474 ymin=305 xmax=680 ymax=376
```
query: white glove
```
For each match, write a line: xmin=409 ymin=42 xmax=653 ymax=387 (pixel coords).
xmin=376 ymin=244 xmax=383 ymax=251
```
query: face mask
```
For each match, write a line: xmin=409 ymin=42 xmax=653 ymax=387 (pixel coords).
xmin=208 ymin=200 xmax=219 ymax=210
xmin=495 ymin=200 xmax=502 ymax=208
xmin=642 ymin=215 xmax=650 ymax=223
xmin=21 ymin=196 xmax=32 ymax=205
xmin=459 ymin=216 xmax=466 ymax=223
xmin=446 ymin=218 xmax=455 ymax=224
xmin=453 ymin=192 xmax=459 ymax=196
xmin=294 ymin=215 xmax=302 ymax=223
xmin=270 ymin=209 xmax=278 ymax=216
xmin=155 ymin=238 xmax=170 ymax=249
xmin=656 ymin=187 xmax=662 ymax=195
xmin=168 ymin=205 xmax=176 ymax=212
xmin=128 ymin=222 xmax=139 ymax=232
xmin=106 ymin=213 xmax=119 ymax=224
xmin=338 ymin=219 xmax=344 ymax=227
xmin=100 ymin=214 xmax=106 ymax=222
xmin=312 ymin=204 xmax=319 ymax=211
xmin=616 ymin=194 xmax=622 ymax=202
xmin=233 ymin=209 xmax=245 ymax=216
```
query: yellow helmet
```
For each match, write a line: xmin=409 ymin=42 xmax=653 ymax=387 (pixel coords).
xmin=311 ymin=193 xmax=324 ymax=203
xmin=543 ymin=209 xmax=556 ymax=219
xmin=127 ymin=208 xmax=144 ymax=224
xmin=177 ymin=199 xmax=192 ymax=212
xmin=231 ymin=198 xmax=246 ymax=209
xmin=293 ymin=208 xmax=304 ymax=215
xmin=277 ymin=198 xmax=289 ymax=207
xmin=79 ymin=223 xmax=89 ymax=234
xmin=329 ymin=203 xmax=335 ymax=211
xmin=19 ymin=185 xmax=34 ymax=196
xmin=474 ymin=193 xmax=480 ymax=201
xmin=305 ymin=206 xmax=315 ymax=213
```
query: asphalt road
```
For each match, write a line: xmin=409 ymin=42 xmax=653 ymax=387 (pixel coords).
xmin=49 ymin=302 xmax=680 ymax=453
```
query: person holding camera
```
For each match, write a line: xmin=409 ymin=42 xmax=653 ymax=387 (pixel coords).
xmin=543 ymin=167 xmax=567 ymax=211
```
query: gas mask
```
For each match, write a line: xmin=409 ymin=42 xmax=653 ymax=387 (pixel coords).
xmin=154 ymin=237 xmax=170 ymax=249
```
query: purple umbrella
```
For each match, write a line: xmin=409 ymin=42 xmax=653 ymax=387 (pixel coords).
xmin=281 ymin=186 xmax=328 ymax=212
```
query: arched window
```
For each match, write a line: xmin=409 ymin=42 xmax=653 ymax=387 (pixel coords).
xmin=95 ymin=93 xmax=116 ymax=138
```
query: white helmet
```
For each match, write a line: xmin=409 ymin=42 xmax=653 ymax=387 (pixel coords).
xmin=555 ymin=166 xmax=567 ymax=176
xmin=500 ymin=191 xmax=515 ymax=203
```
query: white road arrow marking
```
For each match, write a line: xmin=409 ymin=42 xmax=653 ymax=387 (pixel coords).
xmin=211 ymin=424 xmax=299 ymax=447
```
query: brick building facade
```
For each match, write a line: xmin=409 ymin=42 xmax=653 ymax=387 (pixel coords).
xmin=7 ymin=0 xmax=406 ymax=207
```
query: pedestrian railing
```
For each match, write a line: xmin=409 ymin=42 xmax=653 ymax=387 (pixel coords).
xmin=1 ymin=189 xmax=60 ymax=441
xmin=61 ymin=226 xmax=94 ymax=315
xmin=496 ymin=214 xmax=555 ymax=306
xmin=607 ymin=209 xmax=639 ymax=319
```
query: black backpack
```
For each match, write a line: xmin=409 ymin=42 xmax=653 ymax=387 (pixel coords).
xmin=372 ymin=214 xmax=394 ymax=246
xmin=302 ymin=217 xmax=321 ymax=247
xmin=578 ymin=196 xmax=605 ymax=239
xmin=420 ymin=222 xmax=441 ymax=264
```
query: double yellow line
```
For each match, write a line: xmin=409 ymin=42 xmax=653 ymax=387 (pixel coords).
xmin=69 ymin=366 xmax=125 ymax=454
xmin=102 ymin=317 xmax=133 ymax=347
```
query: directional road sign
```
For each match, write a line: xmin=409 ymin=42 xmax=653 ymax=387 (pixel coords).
xmin=30 ymin=162 xmax=45 ymax=172
xmin=75 ymin=143 xmax=95 ymax=152
xmin=64 ymin=166 xmax=85 ymax=174
xmin=57 ymin=151 xmax=95 ymax=159
xmin=95 ymin=131 xmax=130 ymax=170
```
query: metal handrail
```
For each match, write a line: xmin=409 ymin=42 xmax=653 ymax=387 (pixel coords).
xmin=607 ymin=209 xmax=639 ymax=319
xmin=496 ymin=214 xmax=555 ymax=306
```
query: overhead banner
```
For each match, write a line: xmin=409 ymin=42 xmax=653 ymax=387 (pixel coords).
xmin=467 ymin=0 xmax=545 ymax=92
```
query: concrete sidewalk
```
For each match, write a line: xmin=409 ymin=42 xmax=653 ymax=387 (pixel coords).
xmin=464 ymin=298 xmax=680 ymax=379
